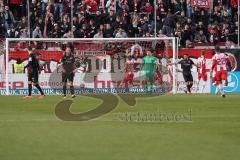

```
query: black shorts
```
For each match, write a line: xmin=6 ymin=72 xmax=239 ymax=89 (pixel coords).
xmin=62 ymin=72 xmax=74 ymax=83
xmin=28 ymin=72 xmax=39 ymax=83
xmin=183 ymin=73 xmax=193 ymax=82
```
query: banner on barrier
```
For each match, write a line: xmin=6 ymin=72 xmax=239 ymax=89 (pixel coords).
xmin=0 ymin=72 xmax=211 ymax=95
xmin=211 ymin=72 xmax=240 ymax=93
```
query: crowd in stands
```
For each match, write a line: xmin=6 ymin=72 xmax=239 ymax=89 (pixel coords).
xmin=0 ymin=0 xmax=239 ymax=48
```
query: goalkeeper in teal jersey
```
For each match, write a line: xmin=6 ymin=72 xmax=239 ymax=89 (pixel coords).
xmin=141 ymin=49 xmax=157 ymax=92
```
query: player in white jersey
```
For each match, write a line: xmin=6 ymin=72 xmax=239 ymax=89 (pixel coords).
xmin=196 ymin=51 xmax=208 ymax=93
xmin=130 ymin=43 xmax=143 ymax=57
xmin=211 ymin=46 xmax=229 ymax=98
xmin=154 ymin=60 xmax=163 ymax=86
xmin=119 ymin=55 xmax=136 ymax=88
xmin=211 ymin=67 xmax=219 ymax=94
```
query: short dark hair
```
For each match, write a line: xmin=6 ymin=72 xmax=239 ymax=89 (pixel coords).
xmin=16 ymin=58 xmax=21 ymax=64
xmin=201 ymin=50 xmax=205 ymax=56
xmin=184 ymin=53 xmax=189 ymax=56
xmin=215 ymin=46 xmax=220 ymax=52
xmin=35 ymin=52 xmax=41 ymax=56
xmin=27 ymin=46 xmax=32 ymax=51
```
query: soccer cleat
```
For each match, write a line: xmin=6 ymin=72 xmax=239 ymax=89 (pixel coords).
xmin=63 ymin=95 xmax=67 ymax=98
xmin=184 ymin=90 xmax=188 ymax=94
xmin=225 ymin=81 xmax=228 ymax=86
xmin=23 ymin=95 xmax=32 ymax=99
xmin=195 ymin=88 xmax=199 ymax=93
xmin=221 ymin=94 xmax=226 ymax=98
xmin=71 ymin=95 xmax=76 ymax=98
xmin=38 ymin=94 xmax=45 ymax=99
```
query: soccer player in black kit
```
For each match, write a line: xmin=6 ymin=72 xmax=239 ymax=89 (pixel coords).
xmin=178 ymin=54 xmax=195 ymax=94
xmin=24 ymin=46 xmax=45 ymax=99
xmin=60 ymin=46 xmax=76 ymax=98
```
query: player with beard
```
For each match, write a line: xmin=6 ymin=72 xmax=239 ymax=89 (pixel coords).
xmin=59 ymin=46 xmax=76 ymax=98
xmin=178 ymin=54 xmax=195 ymax=94
xmin=24 ymin=46 xmax=45 ymax=99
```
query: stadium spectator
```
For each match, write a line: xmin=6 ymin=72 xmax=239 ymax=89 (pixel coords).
xmin=13 ymin=58 xmax=24 ymax=74
xmin=86 ymin=0 xmax=97 ymax=13
xmin=105 ymin=0 xmax=115 ymax=13
xmin=19 ymin=27 xmax=29 ymax=38
xmin=115 ymin=28 xmax=128 ymax=38
xmin=0 ymin=6 xmax=6 ymax=35
xmin=140 ymin=2 xmax=153 ymax=14
xmin=32 ymin=25 xmax=43 ymax=38
xmin=0 ymin=0 xmax=238 ymax=48
xmin=3 ymin=5 xmax=15 ymax=30
xmin=194 ymin=30 xmax=207 ymax=43
xmin=181 ymin=25 xmax=193 ymax=47
xmin=186 ymin=0 xmax=192 ymax=17
xmin=7 ymin=26 xmax=19 ymax=38
xmin=104 ymin=23 xmax=114 ymax=38
xmin=174 ymin=22 xmax=182 ymax=39
xmin=94 ymin=29 xmax=103 ymax=38
xmin=73 ymin=25 xmax=81 ymax=37
xmin=162 ymin=11 xmax=175 ymax=36
xmin=54 ymin=0 xmax=63 ymax=18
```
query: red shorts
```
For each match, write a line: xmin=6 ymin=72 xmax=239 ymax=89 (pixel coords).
xmin=216 ymin=70 xmax=227 ymax=81
xmin=212 ymin=75 xmax=216 ymax=84
xmin=155 ymin=71 xmax=163 ymax=83
xmin=123 ymin=72 xmax=134 ymax=83
xmin=198 ymin=72 xmax=207 ymax=81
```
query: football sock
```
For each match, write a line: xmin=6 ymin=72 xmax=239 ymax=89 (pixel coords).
xmin=63 ymin=85 xmax=67 ymax=96
xmin=215 ymin=85 xmax=219 ymax=94
xmin=187 ymin=84 xmax=190 ymax=93
xmin=70 ymin=86 xmax=75 ymax=95
xmin=28 ymin=84 xmax=32 ymax=96
xmin=196 ymin=80 xmax=200 ymax=91
xmin=35 ymin=84 xmax=44 ymax=95
xmin=219 ymin=84 xmax=224 ymax=95
xmin=187 ymin=83 xmax=193 ymax=93
xmin=201 ymin=81 xmax=206 ymax=93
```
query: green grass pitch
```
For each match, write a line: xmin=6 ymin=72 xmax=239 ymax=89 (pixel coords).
xmin=0 ymin=94 xmax=240 ymax=160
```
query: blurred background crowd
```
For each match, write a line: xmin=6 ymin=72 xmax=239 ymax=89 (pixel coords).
xmin=0 ymin=0 xmax=239 ymax=48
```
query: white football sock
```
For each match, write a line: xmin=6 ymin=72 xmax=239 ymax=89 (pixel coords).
xmin=201 ymin=81 xmax=206 ymax=93
xmin=215 ymin=85 xmax=219 ymax=94
xmin=219 ymin=83 xmax=224 ymax=95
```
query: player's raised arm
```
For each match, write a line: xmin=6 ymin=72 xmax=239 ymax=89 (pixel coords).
xmin=24 ymin=46 xmax=34 ymax=70
xmin=190 ymin=58 xmax=197 ymax=67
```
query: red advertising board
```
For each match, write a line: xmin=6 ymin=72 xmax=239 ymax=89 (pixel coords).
xmin=192 ymin=0 xmax=210 ymax=9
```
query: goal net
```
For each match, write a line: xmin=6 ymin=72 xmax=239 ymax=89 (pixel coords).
xmin=2 ymin=37 xmax=178 ymax=95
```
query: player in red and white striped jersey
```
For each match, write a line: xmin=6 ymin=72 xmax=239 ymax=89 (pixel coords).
xmin=154 ymin=60 xmax=163 ymax=86
xmin=211 ymin=46 xmax=229 ymax=98
xmin=197 ymin=51 xmax=207 ymax=93
xmin=196 ymin=51 xmax=208 ymax=93
xmin=119 ymin=55 xmax=136 ymax=88
xmin=211 ymin=61 xmax=219 ymax=94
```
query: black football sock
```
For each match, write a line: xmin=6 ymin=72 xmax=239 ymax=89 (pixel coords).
xmin=187 ymin=83 xmax=193 ymax=93
xmin=189 ymin=83 xmax=193 ymax=89
xmin=28 ymin=84 xmax=32 ymax=96
xmin=63 ymin=85 xmax=67 ymax=96
xmin=35 ymin=84 xmax=44 ymax=95
xmin=70 ymin=86 xmax=74 ymax=95
xmin=186 ymin=84 xmax=190 ymax=93
xmin=186 ymin=82 xmax=191 ymax=93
